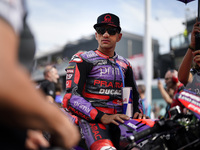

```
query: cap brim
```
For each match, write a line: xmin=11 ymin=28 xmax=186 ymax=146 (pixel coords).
xmin=94 ymin=23 xmax=121 ymax=32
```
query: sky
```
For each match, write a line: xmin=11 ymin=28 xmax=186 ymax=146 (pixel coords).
xmin=26 ymin=0 xmax=198 ymax=57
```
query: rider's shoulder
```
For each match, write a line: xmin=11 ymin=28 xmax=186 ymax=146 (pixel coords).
xmin=70 ymin=50 xmax=97 ymax=63
xmin=117 ymin=54 xmax=131 ymax=67
xmin=80 ymin=50 xmax=98 ymax=59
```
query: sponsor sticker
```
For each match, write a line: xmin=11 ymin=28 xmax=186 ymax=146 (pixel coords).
xmin=67 ymin=66 xmax=75 ymax=69
xmin=66 ymin=80 xmax=72 ymax=88
xmin=71 ymin=55 xmax=82 ymax=62
xmin=66 ymin=74 xmax=73 ymax=79
xmin=99 ymin=89 xmax=121 ymax=95
xmin=66 ymin=69 xmax=74 ymax=73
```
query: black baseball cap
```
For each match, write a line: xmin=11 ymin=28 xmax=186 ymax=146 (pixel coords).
xmin=94 ymin=13 xmax=121 ymax=32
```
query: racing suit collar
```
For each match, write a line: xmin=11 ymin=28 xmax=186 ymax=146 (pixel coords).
xmin=95 ymin=49 xmax=118 ymax=59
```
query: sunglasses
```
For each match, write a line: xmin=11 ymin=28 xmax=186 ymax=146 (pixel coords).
xmin=95 ymin=27 xmax=119 ymax=35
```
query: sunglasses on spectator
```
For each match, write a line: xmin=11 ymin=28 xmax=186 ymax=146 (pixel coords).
xmin=95 ymin=27 xmax=119 ymax=35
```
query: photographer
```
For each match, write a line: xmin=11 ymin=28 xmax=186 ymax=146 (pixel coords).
xmin=178 ymin=20 xmax=200 ymax=95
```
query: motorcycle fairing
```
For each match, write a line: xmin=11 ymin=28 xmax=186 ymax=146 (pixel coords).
xmin=177 ymin=89 xmax=200 ymax=119
xmin=119 ymin=119 xmax=155 ymax=138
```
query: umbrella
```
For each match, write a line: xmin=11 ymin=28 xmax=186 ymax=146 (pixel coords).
xmin=177 ymin=0 xmax=195 ymax=3
xmin=178 ymin=0 xmax=200 ymax=50
xmin=177 ymin=0 xmax=199 ymax=20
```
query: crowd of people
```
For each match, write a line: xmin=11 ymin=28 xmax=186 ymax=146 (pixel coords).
xmin=1 ymin=0 xmax=200 ymax=149
xmin=156 ymin=19 xmax=200 ymax=119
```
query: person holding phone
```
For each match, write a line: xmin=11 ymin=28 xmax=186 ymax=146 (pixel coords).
xmin=178 ymin=20 xmax=200 ymax=95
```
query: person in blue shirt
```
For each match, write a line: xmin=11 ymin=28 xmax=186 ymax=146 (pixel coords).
xmin=138 ymin=84 xmax=151 ymax=118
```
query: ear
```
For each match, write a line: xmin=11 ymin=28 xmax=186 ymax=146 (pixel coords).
xmin=116 ymin=33 xmax=122 ymax=42
xmin=172 ymin=76 xmax=178 ymax=83
xmin=46 ymin=72 xmax=50 ymax=78
xmin=95 ymin=32 xmax=98 ymax=40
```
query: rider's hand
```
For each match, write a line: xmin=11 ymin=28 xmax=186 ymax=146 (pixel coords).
xmin=100 ymin=114 xmax=130 ymax=125
xmin=133 ymin=112 xmax=149 ymax=119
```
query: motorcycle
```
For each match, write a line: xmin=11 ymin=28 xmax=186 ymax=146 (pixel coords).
xmin=48 ymin=73 xmax=200 ymax=150
xmin=59 ymin=108 xmax=156 ymax=150
xmin=120 ymin=88 xmax=200 ymax=150
xmin=43 ymin=88 xmax=200 ymax=150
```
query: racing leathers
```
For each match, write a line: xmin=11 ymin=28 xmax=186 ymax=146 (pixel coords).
xmin=62 ymin=49 xmax=140 ymax=149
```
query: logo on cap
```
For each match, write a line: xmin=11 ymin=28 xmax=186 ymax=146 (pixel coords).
xmin=101 ymin=15 xmax=113 ymax=24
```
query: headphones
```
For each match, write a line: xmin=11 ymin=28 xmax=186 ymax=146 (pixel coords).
xmin=170 ymin=70 xmax=179 ymax=84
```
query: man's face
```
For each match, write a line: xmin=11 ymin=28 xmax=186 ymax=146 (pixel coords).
xmin=164 ymin=71 xmax=173 ymax=88
xmin=49 ymin=68 xmax=59 ymax=83
xmin=95 ymin=25 xmax=122 ymax=50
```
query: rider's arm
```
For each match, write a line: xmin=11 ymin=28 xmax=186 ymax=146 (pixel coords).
xmin=63 ymin=54 xmax=105 ymax=122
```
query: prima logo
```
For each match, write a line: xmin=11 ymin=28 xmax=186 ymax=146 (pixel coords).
xmin=74 ymin=101 xmax=90 ymax=113
xmin=99 ymin=67 xmax=122 ymax=76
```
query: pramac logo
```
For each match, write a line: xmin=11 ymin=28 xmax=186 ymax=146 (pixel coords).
xmin=101 ymin=15 xmax=113 ymax=24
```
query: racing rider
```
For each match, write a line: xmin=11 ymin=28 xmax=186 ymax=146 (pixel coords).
xmin=62 ymin=13 xmax=146 ymax=150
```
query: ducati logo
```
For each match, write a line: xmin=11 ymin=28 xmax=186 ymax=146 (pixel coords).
xmin=99 ymin=89 xmax=121 ymax=95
